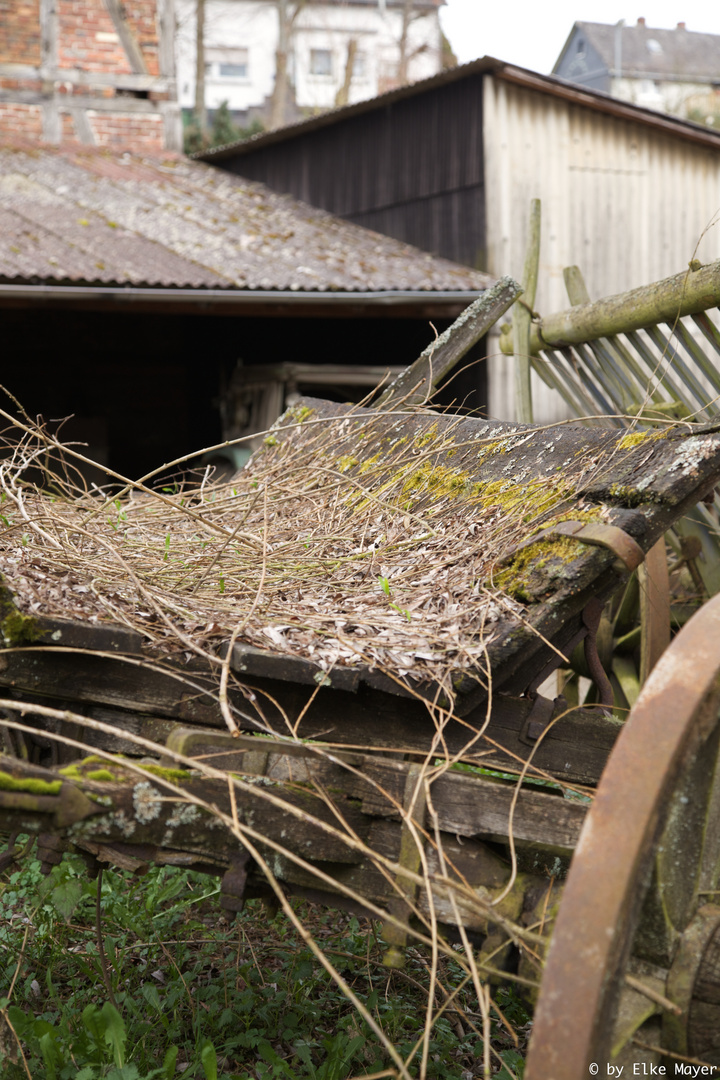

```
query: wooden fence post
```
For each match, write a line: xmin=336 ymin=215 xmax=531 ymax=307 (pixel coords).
xmin=513 ymin=199 xmax=541 ymax=424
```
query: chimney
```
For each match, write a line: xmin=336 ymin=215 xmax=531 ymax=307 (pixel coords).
xmin=637 ymin=17 xmax=646 ymax=26
xmin=677 ymin=21 xmax=686 ymax=29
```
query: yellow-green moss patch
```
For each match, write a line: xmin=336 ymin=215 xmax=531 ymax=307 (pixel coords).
xmin=492 ymin=536 xmax=585 ymax=602
xmin=139 ymin=764 xmax=191 ymax=782
xmin=85 ymin=769 xmax=116 ymax=782
xmin=0 ymin=600 xmax=42 ymax=646
xmin=413 ymin=423 xmax=439 ymax=449
xmin=358 ymin=453 xmax=381 ymax=474
xmin=287 ymin=404 xmax=314 ymax=423
xmin=59 ymin=756 xmax=190 ymax=784
xmin=480 ymin=478 xmax=572 ymax=521
xmin=0 ymin=770 xmax=62 ymax=795
xmin=401 ymin=461 xmax=473 ymax=500
xmin=617 ymin=429 xmax=668 ymax=451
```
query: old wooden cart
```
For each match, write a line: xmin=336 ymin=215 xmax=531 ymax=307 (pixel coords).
xmin=2 ymin=278 xmax=720 ymax=1076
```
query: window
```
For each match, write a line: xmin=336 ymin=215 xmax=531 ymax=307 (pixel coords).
xmin=206 ymin=49 xmax=249 ymax=80
xmin=219 ymin=61 xmax=248 ymax=78
xmin=310 ymin=48 xmax=333 ymax=76
xmin=354 ymin=51 xmax=367 ymax=79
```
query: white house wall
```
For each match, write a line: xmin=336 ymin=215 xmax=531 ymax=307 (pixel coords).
xmin=176 ymin=1 xmax=276 ymax=113
xmin=608 ymin=77 xmax=720 ymax=125
xmin=483 ymin=74 xmax=720 ymax=423
xmin=293 ymin=4 xmax=440 ymax=110
xmin=176 ymin=1 xmax=442 ymax=116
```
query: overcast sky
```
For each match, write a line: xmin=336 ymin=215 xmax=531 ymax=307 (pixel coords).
xmin=439 ymin=1 xmax=720 ymax=73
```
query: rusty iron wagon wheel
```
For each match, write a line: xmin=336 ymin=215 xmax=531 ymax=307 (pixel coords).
xmin=526 ymin=590 xmax=720 ymax=1077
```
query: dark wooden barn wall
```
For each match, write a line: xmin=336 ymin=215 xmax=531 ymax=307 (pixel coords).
xmin=224 ymin=75 xmax=486 ymax=270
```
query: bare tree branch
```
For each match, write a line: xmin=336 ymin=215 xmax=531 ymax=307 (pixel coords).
xmin=193 ymin=0 xmax=207 ymax=138
xmin=335 ymin=37 xmax=357 ymax=108
xmin=269 ymin=0 xmax=308 ymax=130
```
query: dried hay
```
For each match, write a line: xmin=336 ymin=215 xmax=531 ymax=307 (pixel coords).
xmin=0 ymin=399 xmax=611 ymax=703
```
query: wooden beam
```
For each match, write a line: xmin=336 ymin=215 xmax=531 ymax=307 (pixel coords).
xmin=563 ymin=265 xmax=591 ymax=306
xmin=102 ymin=0 xmax=148 ymax=75
xmin=377 ymin=276 xmax=522 ymax=408
xmin=512 ymin=198 xmax=541 ymax=423
xmin=499 ymin=260 xmax=720 ymax=355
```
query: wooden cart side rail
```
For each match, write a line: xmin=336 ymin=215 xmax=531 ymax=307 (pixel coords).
xmin=0 ymin=709 xmax=585 ymax=937
xmin=0 ymin=713 xmax=588 ymax=857
xmin=0 ymin=650 xmax=623 ymax=785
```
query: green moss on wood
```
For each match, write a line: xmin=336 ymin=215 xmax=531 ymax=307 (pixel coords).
xmin=401 ymin=461 xmax=474 ymax=500
xmin=287 ymin=404 xmax=314 ymax=423
xmin=413 ymin=423 xmax=439 ymax=449
xmin=0 ymin=595 xmax=42 ymax=646
xmin=608 ymin=483 xmax=658 ymax=507
xmin=0 ymin=770 xmax=62 ymax=795
xmin=358 ymin=453 xmax=381 ymax=474
xmin=617 ymin=429 xmax=667 ymax=451
xmin=59 ymin=756 xmax=190 ymax=784
xmin=493 ymin=536 xmax=585 ymax=602
xmin=139 ymin=764 xmax=191 ymax=782
xmin=60 ymin=758 xmax=101 ymax=781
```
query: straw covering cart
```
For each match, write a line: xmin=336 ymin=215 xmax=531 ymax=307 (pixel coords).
xmin=2 ymin=278 xmax=720 ymax=1074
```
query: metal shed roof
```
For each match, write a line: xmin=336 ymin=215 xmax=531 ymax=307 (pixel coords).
xmin=0 ymin=139 xmax=491 ymax=306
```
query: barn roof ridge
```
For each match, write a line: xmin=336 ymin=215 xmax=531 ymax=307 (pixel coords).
xmin=195 ymin=54 xmax=720 ymax=165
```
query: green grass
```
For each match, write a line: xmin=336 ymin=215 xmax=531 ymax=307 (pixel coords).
xmin=0 ymin=850 xmax=529 ymax=1078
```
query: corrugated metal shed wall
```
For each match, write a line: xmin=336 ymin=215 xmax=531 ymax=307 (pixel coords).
xmin=483 ymin=75 xmax=720 ymax=422
xmin=225 ymin=74 xmax=486 ymax=270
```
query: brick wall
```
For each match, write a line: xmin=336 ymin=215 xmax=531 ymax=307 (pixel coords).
xmin=57 ymin=0 xmax=133 ymax=74
xmin=125 ymin=1 xmax=161 ymax=76
xmin=55 ymin=0 xmax=162 ymax=76
xmin=0 ymin=0 xmax=177 ymax=150
xmin=61 ymin=112 xmax=78 ymax=140
xmin=0 ymin=0 xmax=41 ymax=66
xmin=88 ymin=111 xmax=164 ymax=148
xmin=0 ymin=103 xmax=43 ymax=138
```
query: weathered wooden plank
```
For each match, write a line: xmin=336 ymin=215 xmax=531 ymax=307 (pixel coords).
xmin=0 ymin=650 xmax=222 ymax=725
xmin=0 ymin=657 xmax=621 ymax=785
xmin=246 ymin=398 xmax=720 ymax=704
xmin=0 ymin=579 xmax=143 ymax=653
xmin=376 ymin=277 xmax=522 ymax=408
xmin=0 ymin=755 xmax=371 ymax=864
xmin=4 ymin=399 xmax=720 ymax=725
xmin=498 ymin=259 xmax=720 ymax=355
xmin=0 ymin=753 xmax=557 ymax=934
xmin=465 ymin=696 xmax=622 ymax=786
xmin=229 ymin=641 xmax=361 ymax=693
xmin=291 ymin=398 xmax=720 ymax=523
xmin=430 ymin=769 xmax=585 ymax=851
xmin=165 ymin=726 xmax=586 ymax=853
